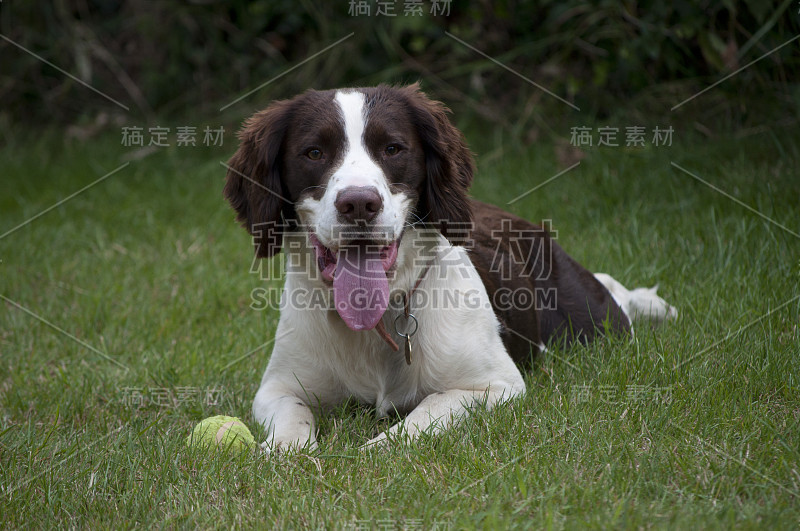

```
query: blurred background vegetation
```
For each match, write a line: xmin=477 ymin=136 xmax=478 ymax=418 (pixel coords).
xmin=1 ymin=0 xmax=798 ymax=136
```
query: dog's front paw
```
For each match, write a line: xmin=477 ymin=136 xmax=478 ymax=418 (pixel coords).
xmin=259 ymin=441 xmax=272 ymax=456
xmin=259 ymin=438 xmax=318 ymax=456
xmin=361 ymin=432 xmax=389 ymax=451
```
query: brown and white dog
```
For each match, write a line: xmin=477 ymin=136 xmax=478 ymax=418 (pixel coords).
xmin=224 ymin=84 xmax=676 ymax=452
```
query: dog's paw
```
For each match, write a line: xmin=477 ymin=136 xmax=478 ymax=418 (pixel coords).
xmin=360 ymin=432 xmax=389 ymax=451
xmin=259 ymin=438 xmax=318 ymax=456
xmin=629 ymin=286 xmax=678 ymax=322
xmin=259 ymin=441 xmax=272 ymax=456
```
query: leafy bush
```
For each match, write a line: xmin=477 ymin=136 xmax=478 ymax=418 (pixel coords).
xmin=0 ymin=0 xmax=797 ymax=123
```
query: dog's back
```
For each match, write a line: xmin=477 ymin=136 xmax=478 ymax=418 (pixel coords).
xmin=468 ymin=200 xmax=630 ymax=365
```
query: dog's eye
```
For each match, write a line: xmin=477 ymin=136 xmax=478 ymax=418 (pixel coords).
xmin=306 ymin=149 xmax=323 ymax=160
xmin=385 ymin=145 xmax=401 ymax=156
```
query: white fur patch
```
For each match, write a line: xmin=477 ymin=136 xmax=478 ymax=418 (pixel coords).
xmin=594 ymin=272 xmax=678 ymax=323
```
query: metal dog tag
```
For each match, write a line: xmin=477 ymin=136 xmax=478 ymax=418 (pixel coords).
xmin=394 ymin=312 xmax=418 ymax=366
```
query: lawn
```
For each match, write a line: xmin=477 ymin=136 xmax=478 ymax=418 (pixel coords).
xmin=1 ymin=119 xmax=798 ymax=528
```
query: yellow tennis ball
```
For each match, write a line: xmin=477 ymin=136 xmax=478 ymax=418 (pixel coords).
xmin=186 ymin=415 xmax=256 ymax=453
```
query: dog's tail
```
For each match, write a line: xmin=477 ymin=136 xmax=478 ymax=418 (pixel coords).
xmin=594 ymin=273 xmax=677 ymax=324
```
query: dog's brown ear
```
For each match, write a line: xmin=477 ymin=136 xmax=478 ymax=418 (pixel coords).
xmin=402 ymin=83 xmax=475 ymax=246
xmin=224 ymin=100 xmax=294 ymax=258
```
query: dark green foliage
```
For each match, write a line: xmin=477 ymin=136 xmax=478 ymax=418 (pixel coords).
xmin=1 ymin=1 xmax=798 ymax=123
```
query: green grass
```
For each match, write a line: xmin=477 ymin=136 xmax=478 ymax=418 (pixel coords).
xmin=1 ymin=122 xmax=799 ymax=529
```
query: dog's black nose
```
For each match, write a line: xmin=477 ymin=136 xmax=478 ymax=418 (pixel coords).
xmin=335 ymin=186 xmax=383 ymax=224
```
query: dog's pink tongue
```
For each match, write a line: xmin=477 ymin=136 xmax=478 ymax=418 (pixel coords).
xmin=333 ymin=244 xmax=389 ymax=331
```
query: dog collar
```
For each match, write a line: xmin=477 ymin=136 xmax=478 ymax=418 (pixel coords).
xmin=374 ymin=261 xmax=433 ymax=364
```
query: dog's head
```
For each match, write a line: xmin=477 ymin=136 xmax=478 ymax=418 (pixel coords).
xmin=224 ymin=84 xmax=475 ymax=330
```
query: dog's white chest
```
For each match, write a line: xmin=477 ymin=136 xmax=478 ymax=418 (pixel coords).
xmin=323 ymin=316 xmax=424 ymax=416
